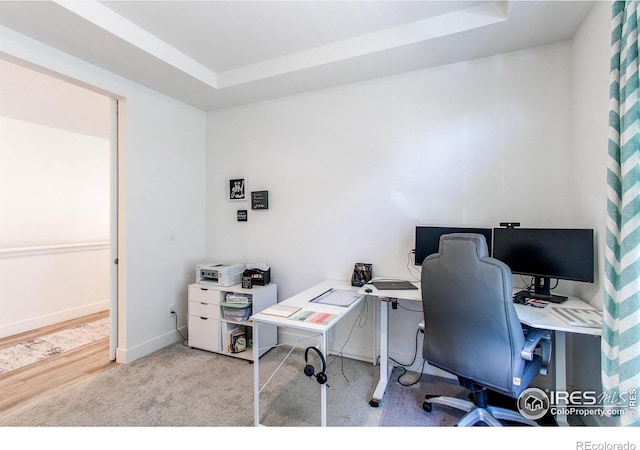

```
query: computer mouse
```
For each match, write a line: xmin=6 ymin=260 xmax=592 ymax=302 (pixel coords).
xmin=514 ymin=294 xmax=526 ymax=305
xmin=365 ymin=288 xmax=373 ymax=293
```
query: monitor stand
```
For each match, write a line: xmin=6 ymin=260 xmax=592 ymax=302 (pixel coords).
xmin=527 ymin=276 xmax=568 ymax=303
xmin=523 ymin=290 xmax=568 ymax=304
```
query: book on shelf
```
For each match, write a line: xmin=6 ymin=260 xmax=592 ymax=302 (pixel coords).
xmin=226 ymin=326 xmax=247 ymax=353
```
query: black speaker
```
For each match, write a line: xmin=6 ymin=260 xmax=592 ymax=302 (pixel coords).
xmin=303 ymin=346 xmax=328 ymax=385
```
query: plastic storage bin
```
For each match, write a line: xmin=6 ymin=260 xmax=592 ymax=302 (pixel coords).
xmin=221 ymin=302 xmax=252 ymax=322
xmin=225 ymin=292 xmax=251 ymax=304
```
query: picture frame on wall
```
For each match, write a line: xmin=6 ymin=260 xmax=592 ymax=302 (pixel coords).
xmin=228 ymin=178 xmax=246 ymax=201
xmin=251 ymin=190 xmax=269 ymax=210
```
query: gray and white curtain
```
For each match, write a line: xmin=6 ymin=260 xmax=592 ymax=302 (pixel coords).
xmin=605 ymin=0 xmax=640 ymax=427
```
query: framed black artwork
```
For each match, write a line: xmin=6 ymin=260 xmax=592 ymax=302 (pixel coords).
xmin=228 ymin=178 xmax=246 ymax=201
xmin=251 ymin=190 xmax=269 ymax=210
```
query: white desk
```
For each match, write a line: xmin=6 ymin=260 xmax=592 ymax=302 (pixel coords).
xmin=514 ymin=295 xmax=601 ymax=426
xmin=358 ymin=282 xmax=602 ymax=426
xmin=251 ymin=280 xmax=365 ymax=427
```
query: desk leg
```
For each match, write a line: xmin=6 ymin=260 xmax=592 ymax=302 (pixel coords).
xmin=372 ymin=295 xmax=379 ymax=365
xmin=554 ymin=331 xmax=569 ymax=427
xmin=253 ymin=321 xmax=261 ymax=426
xmin=370 ymin=299 xmax=391 ymax=407
xmin=320 ymin=332 xmax=328 ymax=426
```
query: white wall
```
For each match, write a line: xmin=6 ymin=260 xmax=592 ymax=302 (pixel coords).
xmin=206 ymin=3 xmax=615 ymax=396
xmin=0 ymin=244 xmax=110 ymax=337
xmin=570 ymin=1 xmax=612 ymax=426
xmin=0 ymin=25 xmax=207 ymax=362
xmin=0 ymin=117 xmax=110 ymax=247
xmin=206 ymin=41 xmax=587 ymax=368
xmin=122 ymin=95 xmax=206 ymax=360
xmin=0 ymin=113 xmax=111 ymax=337
xmin=571 ymin=1 xmax=611 ymax=309
xmin=206 ymin=42 xmax=579 ymax=286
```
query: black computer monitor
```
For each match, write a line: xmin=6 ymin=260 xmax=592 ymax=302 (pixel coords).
xmin=492 ymin=227 xmax=595 ymax=298
xmin=414 ymin=226 xmax=493 ymax=266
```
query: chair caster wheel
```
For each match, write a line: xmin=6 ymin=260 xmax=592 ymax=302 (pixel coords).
xmin=369 ymin=399 xmax=380 ymax=407
xmin=423 ymin=401 xmax=432 ymax=412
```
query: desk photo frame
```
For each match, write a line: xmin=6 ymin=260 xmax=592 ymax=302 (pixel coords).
xmin=351 ymin=263 xmax=373 ymax=287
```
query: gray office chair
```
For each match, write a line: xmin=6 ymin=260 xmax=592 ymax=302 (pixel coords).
xmin=420 ymin=233 xmax=551 ymax=426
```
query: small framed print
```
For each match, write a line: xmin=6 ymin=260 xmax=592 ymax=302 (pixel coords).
xmin=228 ymin=178 xmax=246 ymax=201
xmin=251 ymin=190 xmax=269 ymax=210
xmin=237 ymin=209 xmax=248 ymax=222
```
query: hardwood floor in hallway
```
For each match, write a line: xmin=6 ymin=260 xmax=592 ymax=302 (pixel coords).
xmin=0 ymin=311 xmax=117 ymax=418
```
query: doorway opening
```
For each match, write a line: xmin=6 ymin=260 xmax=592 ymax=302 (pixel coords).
xmin=0 ymin=57 xmax=119 ymax=379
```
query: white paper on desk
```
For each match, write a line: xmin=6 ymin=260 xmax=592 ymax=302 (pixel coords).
xmin=261 ymin=304 xmax=300 ymax=317
xmin=550 ymin=307 xmax=603 ymax=328
xmin=310 ymin=289 xmax=362 ymax=307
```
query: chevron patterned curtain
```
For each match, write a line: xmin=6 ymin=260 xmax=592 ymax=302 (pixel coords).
xmin=605 ymin=1 xmax=640 ymax=427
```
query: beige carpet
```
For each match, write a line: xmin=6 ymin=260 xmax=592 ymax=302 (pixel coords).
xmin=0 ymin=338 xmax=577 ymax=428
xmin=0 ymin=341 xmax=465 ymax=427
xmin=0 ymin=341 xmax=615 ymax=450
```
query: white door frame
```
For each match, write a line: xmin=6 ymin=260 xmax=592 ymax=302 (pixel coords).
xmin=109 ymin=98 xmax=119 ymax=361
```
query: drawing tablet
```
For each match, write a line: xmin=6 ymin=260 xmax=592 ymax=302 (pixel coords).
xmin=372 ymin=280 xmax=418 ymax=290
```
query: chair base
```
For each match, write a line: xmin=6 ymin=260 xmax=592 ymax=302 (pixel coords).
xmin=423 ymin=395 xmax=540 ymax=427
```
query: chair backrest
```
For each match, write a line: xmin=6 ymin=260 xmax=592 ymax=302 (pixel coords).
xmin=421 ymin=233 xmax=526 ymax=397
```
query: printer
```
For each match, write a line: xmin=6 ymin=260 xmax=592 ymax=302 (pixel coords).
xmin=196 ymin=263 xmax=246 ymax=287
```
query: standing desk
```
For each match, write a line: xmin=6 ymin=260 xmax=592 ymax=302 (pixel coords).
xmin=514 ymin=295 xmax=601 ymax=426
xmin=357 ymin=282 xmax=421 ymax=408
xmin=358 ymin=282 xmax=602 ymax=426
xmin=251 ymin=279 xmax=366 ymax=427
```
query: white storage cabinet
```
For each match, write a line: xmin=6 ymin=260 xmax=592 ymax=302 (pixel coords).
xmin=187 ymin=283 xmax=277 ymax=361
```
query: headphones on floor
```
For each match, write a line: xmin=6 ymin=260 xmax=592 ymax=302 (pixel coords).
xmin=303 ymin=346 xmax=328 ymax=385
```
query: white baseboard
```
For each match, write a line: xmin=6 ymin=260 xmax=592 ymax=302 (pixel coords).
xmin=0 ymin=300 xmax=109 ymax=338
xmin=116 ymin=328 xmax=185 ymax=364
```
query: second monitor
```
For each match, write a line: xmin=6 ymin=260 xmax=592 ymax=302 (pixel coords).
xmin=492 ymin=227 xmax=595 ymax=301
xmin=414 ymin=226 xmax=493 ymax=266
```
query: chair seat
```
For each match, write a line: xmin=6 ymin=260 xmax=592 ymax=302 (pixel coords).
xmin=490 ymin=354 xmax=542 ymax=399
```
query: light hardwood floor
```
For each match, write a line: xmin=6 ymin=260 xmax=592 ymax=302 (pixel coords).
xmin=0 ymin=311 xmax=117 ymax=418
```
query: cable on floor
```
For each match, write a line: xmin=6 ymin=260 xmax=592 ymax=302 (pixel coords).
xmin=327 ymin=298 xmax=369 ymax=383
xmin=388 ymin=327 xmax=426 ymax=387
xmin=171 ymin=312 xmax=189 ymax=346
